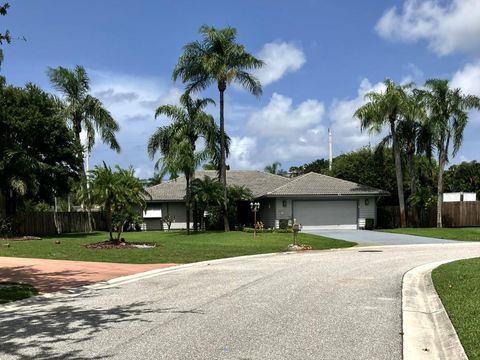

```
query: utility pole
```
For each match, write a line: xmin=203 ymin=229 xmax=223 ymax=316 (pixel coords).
xmin=328 ymin=128 xmax=333 ymax=171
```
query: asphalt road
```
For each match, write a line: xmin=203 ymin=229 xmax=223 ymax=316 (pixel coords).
xmin=1 ymin=243 xmax=480 ymax=360
xmin=304 ymin=229 xmax=460 ymax=245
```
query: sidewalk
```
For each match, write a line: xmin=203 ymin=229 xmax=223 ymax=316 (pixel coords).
xmin=0 ymin=257 xmax=176 ymax=293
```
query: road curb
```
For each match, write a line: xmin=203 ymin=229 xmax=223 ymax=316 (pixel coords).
xmin=402 ymin=260 xmax=468 ymax=360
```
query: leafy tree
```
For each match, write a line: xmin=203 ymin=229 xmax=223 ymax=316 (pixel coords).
xmin=48 ymin=65 xmax=120 ymax=230
xmin=173 ymin=25 xmax=264 ymax=232
xmin=89 ymin=163 xmax=149 ymax=242
xmin=290 ymin=159 xmax=330 ymax=177
xmin=417 ymin=79 xmax=480 ymax=227
xmin=148 ymin=93 xmax=221 ymax=234
xmin=0 ymin=83 xmax=81 ymax=217
xmin=145 ymin=172 xmax=163 ymax=187
xmin=355 ymin=79 xmax=411 ymax=227
xmin=444 ymin=161 xmax=480 ymax=198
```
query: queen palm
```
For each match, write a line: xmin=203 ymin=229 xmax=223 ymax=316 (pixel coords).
xmin=417 ymin=79 xmax=480 ymax=227
xmin=172 ymin=25 xmax=264 ymax=231
xmin=148 ymin=93 xmax=221 ymax=234
xmin=355 ymin=79 xmax=410 ymax=228
xmin=48 ymin=65 xmax=120 ymax=230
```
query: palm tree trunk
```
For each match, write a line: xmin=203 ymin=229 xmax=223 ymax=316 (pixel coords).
xmin=407 ymin=150 xmax=420 ymax=226
xmin=390 ymin=119 xmax=407 ymax=228
xmin=185 ymin=174 xmax=191 ymax=235
xmin=218 ymin=84 xmax=230 ymax=232
xmin=73 ymin=124 xmax=93 ymax=233
xmin=436 ymin=144 xmax=447 ymax=228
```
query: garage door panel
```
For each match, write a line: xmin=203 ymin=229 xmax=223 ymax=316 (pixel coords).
xmin=293 ymin=201 xmax=357 ymax=229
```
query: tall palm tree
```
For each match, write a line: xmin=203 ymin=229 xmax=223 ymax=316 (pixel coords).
xmin=376 ymin=91 xmax=430 ymax=225
xmin=355 ymin=79 xmax=410 ymax=228
xmin=48 ymin=65 xmax=120 ymax=230
xmin=172 ymin=25 xmax=264 ymax=231
xmin=148 ymin=93 xmax=220 ymax=234
xmin=417 ymin=79 xmax=480 ymax=227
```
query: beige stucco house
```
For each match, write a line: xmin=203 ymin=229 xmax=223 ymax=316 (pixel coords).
xmin=143 ymin=170 xmax=388 ymax=230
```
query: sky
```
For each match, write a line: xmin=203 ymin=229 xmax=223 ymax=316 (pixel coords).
xmin=2 ymin=0 xmax=480 ymax=178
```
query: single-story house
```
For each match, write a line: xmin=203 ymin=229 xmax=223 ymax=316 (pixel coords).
xmin=143 ymin=170 xmax=388 ymax=230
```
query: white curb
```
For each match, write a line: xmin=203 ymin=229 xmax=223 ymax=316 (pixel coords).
xmin=402 ymin=260 xmax=469 ymax=360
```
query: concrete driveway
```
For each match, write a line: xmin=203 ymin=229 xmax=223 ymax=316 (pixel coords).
xmin=1 ymin=243 xmax=480 ymax=360
xmin=304 ymin=229 xmax=460 ymax=246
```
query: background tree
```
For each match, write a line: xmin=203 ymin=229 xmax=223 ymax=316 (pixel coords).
xmin=444 ymin=161 xmax=480 ymax=198
xmin=89 ymin=163 xmax=149 ymax=242
xmin=418 ymin=79 xmax=480 ymax=227
xmin=0 ymin=83 xmax=81 ymax=217
xmin=173 ymin=25 xmax=264 ymax=232
xmin=355 ymin=79 xmax=410 ymax=227
xmin=148 ymin=93 xmax=220 ymax=234
xmin=264 ymin=161 xmax=288 ymax=176
xmin=48 ymin=65 xmax=120 ymax=230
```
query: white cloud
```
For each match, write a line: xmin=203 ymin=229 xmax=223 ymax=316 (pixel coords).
xmin=451 ymin=60 xmax=480 ymax=125
xmin=376 ymin=0 xmax=480 ymax=55
xmin=329 ymin=79 xmax=387 ymax=153
xmin=86 ymin=70 xmax=183 ymax=178
xmin=227 ymin=93 xmax=327 ymax=169
xmin=247 ymin=93 xmax=324 ymax=137
xmin=451 ymin=60 xmax=480 ymax=96
xmin=254 ymin=41 xmax=306 ymax=86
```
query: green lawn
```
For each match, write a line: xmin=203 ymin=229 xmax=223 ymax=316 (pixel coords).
xmin=378 ymin=227 xmax=480 ymax=241
xmin=432 ymin=258 xmax=480 ymax=360
xmin=0 ymin=283 xmax=38 ymax=304
xmin=0 ymin=231 xmax=355 ymax=264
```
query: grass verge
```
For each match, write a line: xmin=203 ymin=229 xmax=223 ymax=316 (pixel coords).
xmin=0 ymin=231 xmax=355 ymax=264
xmin=432 ymin=258 xmax=480 ymax=360
xmin=378 ymin=227 xmax=480 ymax=241
xmin=0 ymin=283 xmax=38 ymax=304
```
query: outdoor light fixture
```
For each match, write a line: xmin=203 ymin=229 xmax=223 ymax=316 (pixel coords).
xmin=365 ymin=199 xmax=369 ymax=206
xmin=250 ymin=201 xmax=260 ymax=237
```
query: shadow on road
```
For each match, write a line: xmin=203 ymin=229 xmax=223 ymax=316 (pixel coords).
xmin=0 ymin=292 xmax=154 ymax=359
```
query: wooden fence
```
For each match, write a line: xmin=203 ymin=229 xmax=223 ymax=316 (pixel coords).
xmin=378 ymin=201 xmax=480 ymax=228
xmin=13 ymin=212 xmax=108 ymax=236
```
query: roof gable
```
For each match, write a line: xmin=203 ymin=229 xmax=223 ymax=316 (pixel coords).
xmin=266 ymin=172 xmax=388 ymax=196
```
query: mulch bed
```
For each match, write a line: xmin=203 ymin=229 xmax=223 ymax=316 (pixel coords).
xmin=85 ymin=241 xmax=156 ymax=249
xmin=0 ymin=236 xmax=42 ymax=241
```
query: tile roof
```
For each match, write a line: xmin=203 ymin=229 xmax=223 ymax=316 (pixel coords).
xmin=266 ymin=172 xmax=389 ymax=196
xmin=146 ymin=170 xmax=291 ymax=201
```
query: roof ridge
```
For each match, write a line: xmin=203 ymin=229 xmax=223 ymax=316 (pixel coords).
xmin=265 ymin=172 xmax=310 ymax=195
xmin=313 ymin=172 xmax=385 ymax=191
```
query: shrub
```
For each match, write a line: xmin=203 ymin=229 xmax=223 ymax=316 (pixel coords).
xmin=365 ymin=218 xmax=374 ymax=230
xmin=279 ymin=219 xmax=290 ymax=230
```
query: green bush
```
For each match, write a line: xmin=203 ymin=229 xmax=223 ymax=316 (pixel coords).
xmin=365 ymin=218 xmax=374 ymax=230
xmin=279 ymin=219 xmax=290 ymax=230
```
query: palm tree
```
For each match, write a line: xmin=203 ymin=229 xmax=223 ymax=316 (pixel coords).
xmin=148 ymin=93 xmax=220 ymax=234
xmin=48 ymin=65 xmax=120 ymax=231
xmin=417 ymin=79 xmax=480 ymax=227
xmin=264 ymin=161 xmax=288 ymax=176
xmin=89 ymin=163 xmax=149 ymax=242
xmin=172 ymin=25 xmax=264 ymax=231
xmin=355 ymin=79 xmax=410 ymax=228
xmin=376 ymin=91 xmax=430 ymax=225
xmin=191 ymin=175 xmax=223 ymax=230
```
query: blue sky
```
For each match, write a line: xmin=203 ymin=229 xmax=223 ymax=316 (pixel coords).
xmin=2 ymin=0 xmax=480 ymax=178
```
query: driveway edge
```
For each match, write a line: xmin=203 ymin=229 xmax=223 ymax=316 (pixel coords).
xmin=402 ymin=260 xmax=468 ymax=360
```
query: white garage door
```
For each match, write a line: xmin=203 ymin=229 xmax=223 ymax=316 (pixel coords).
xmin=293 ymin=200 xmax=358 ymax=230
